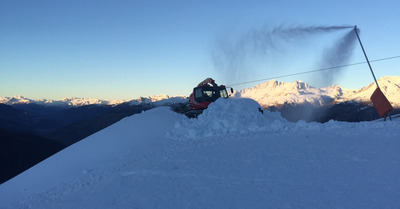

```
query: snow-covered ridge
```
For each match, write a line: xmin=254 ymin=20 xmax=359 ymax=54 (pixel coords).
xmin=338 ymin=76 xmax=400 ymax=105
xmin=2 ymin=76 xmax=399 ymax=108
xmin=238 ymin=76 xmax=400 ymax=107
xmin=0 ymin=95 xmax=126 ymax=107
xmin=128 ymin=94 xmax=188 ymax=106
xmin=0 ymin=95 xmax=188 ymax=107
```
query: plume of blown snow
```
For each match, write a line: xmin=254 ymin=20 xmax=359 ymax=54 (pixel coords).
xmin=212 ymin=24 xmax=355 ymax=86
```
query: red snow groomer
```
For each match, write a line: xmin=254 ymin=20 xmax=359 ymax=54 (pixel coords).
xmin=187 ymin=78 xmax=231 ymax=117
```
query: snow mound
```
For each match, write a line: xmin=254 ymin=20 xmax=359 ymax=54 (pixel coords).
xmin=168 ymin=98 xmax=287 ymax=139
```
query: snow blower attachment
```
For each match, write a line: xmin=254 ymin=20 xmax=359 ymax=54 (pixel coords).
xmin=354 ymin=26 xmax=393 ymax=120
xmin=186 ymin=78 xmax=232 ymax=118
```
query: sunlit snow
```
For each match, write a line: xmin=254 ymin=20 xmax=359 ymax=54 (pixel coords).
xmin=0 ymin=98 xmax=399 ymax=209
xmin=238 ymin=76 xmax=400 ymax=107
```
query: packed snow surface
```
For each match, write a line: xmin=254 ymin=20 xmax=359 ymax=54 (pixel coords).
xmin=1 ymin=98 xmax=400 ymax=209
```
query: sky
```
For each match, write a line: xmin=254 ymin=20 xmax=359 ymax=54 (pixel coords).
xmin=1 ymin=0 xmax=399 ymax=100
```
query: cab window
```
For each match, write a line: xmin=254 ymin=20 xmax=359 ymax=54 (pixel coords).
xmin=220 ymin=89 xmax=228 ymax=98
xmin=195 ymin=88 xmax=204 ymax=102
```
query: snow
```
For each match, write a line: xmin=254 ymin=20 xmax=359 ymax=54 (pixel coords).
xmin=128 ymin=95 xmax=187 ymax=106
xmin=0 ymin=107 xmax=185 ymax=207
xmin=0 ymin=95 xmax=187 ymax=107
xmin=0 ymin=96 xmax=126 ymax=107
xmin=1 ymin=98 xmax=400 ymax=209
xmin=3 ymin=76 xmax=400 ymax=108
xmin=0 ymin=95 xmax=32 ymax=105
xmin=238 ymin=76 xmax=400 ymax=107
xmin=339 ymin=76 xmax=400 ymax=105
xmin=239 ymin=80 xmax=334 ymax=106
xmin=168 ymin=98 xmax=286 ymax=139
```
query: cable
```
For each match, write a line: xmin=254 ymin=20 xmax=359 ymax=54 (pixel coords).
xmin=227 ymin=55 xmax=400 ymax=86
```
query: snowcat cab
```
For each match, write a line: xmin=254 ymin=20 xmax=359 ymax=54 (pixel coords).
xmin=187 ymin=78 xmax=231 ymax=117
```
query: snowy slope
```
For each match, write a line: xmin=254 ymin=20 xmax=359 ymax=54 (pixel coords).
xmin=1 ymin=98 xmax=399 ymax=209
xmin=238 ymin=76 xmax=400 ymax=107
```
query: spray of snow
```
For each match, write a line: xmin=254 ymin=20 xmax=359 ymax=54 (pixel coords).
xmin=314 ymin=29 xmax=358 ymax=86
xmin=213 ymin=24 xmax=355 ymax=86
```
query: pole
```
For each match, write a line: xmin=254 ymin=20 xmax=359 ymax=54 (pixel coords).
xmin=354 ymin=25 xmax=380 ymax=89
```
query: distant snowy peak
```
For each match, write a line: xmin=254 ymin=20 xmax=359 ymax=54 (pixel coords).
xmin=0 ymin=95 xmax=188 ymax=107
xmin=338 ymin=76 xmax=400 ymax=105
xmin=239 ymin=76 xmax=400 ymax=107
xmin=0 ymin=96 xmax=126 ymax=107
xmin=2 ymin=76 xmax=399 ymax=108
xmin=128 ymin=95 xmax=187 ymax=106
xmin=54 ymin=97 xmax=126 ymax=107
xmin=239 ymin=79 xmax=334 ymax=107
xmin=243 ymin=80 xmax=310 ymax=91
xmin=0 ymin=95 xmax=32 ymax=105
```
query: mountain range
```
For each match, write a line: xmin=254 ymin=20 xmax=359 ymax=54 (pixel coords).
xmin=0 ymin=95 xmax=187 ymax=107
xmin=237 ymin=76 xmax=400 ymax=122
xmin=1 ymin=76 xmax=399 ymax=184
xmin=238 ymin=76 xmax=400 ymax=108
xmin=2 ymin=76 xmax=399 ymax=109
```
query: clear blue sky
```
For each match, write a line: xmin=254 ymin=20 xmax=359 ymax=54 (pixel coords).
xmin=1 ymin=0 xmax=399 ymax=100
